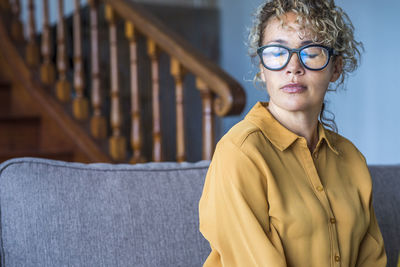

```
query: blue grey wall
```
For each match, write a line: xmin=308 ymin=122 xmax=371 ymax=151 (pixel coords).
xmin=218 ymin=0 xmax=400 ymax=164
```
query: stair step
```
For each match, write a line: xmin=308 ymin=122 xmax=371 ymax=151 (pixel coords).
xmin=0 ymin=91 xmax=11 ymax=114
xmin=0 ymin=78 xmax=11 ymax=114
xmin=0 ymin=79 xmax=11 ymax=88
xmin=0 ymin=116 xmax=41 ymax=150
xmin=0 ymin=150 xmax=74 ymax=163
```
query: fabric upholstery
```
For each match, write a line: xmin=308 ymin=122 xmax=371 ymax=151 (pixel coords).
xmin=369 ymin=165 xmax=400 ymax=267
xmin=0 ymin=158 xmax=398 ymax=267
xmin=0 ymin=158 xmax=211 ymax=267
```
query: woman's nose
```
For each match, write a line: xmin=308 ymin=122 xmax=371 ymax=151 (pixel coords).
xmin=285 ymin=53 xmax=305 ymax=75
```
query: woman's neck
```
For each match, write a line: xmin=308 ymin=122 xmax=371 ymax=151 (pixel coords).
xmin=267 ymin=102 xmax=320 ymax=152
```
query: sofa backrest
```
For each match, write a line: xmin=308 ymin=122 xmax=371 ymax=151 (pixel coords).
xmin=0 ymin=158 xmax=211 ymax=267
xmin=0 ymin=158 xmax=399 ymax=267
xmin=369 ymin=165 xmax=400 ymax=267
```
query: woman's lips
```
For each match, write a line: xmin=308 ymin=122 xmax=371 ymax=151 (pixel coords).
xmin=281 ymin=83 xmax=307 ymax=93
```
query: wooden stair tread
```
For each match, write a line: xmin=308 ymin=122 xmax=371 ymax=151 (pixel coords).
xmin=0 ymin=115 xmax=41 ymax=150
xmin=0 ymin=149 xmax=74 ymax=162
xmin=0 ymin=115 xmax=41 ymax=121
xmin=0 ymin=84 xmax=11 ymax=113
xmin=0 ymin=81 xmax=11 ymax=89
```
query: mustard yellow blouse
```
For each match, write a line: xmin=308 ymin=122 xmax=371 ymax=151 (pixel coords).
xmin=199 ymin=102 xmax=386 ymax=267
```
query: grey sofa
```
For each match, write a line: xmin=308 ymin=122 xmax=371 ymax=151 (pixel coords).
xmin=0 ymin=157 xmax=399 ymax=267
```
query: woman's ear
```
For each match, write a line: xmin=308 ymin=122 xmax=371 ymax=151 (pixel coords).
xmin=260 ymin=65 xmax=266 ymax=83
xmin=330 ymin=56 xmax=343 ymax=82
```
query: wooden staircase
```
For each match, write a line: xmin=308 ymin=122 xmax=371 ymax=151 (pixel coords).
xmin=0 ymin=76 xmax=74 ymax=162
xmin=0 ymin=0 xmax=246 ymax=164
xmin=0 ymin=70 xmax=86 ymax=162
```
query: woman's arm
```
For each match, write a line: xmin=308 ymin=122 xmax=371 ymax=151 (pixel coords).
xmin=199 ymin=140 xmax=287 ymax=267
xmin=355 ymin=197 xmax=387 ymax=267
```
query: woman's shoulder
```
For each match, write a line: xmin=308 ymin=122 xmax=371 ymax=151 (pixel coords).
xmin=325 ymin=128 xmax=367 ymax=163
xmin=218 ymin=119 xmax=266 ymax=151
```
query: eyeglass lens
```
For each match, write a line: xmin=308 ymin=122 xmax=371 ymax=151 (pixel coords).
xmin=261 ymin=46 xmax=329 ymax=70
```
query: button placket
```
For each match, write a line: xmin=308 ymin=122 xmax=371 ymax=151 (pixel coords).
xmin=298 ymin=143 xmax=341 ymax=267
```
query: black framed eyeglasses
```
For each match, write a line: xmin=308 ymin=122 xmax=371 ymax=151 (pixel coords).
xmin=257 ymin=44 xmax=336 ymax=71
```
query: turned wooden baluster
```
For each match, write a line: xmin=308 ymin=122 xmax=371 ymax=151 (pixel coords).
xmin=40 ymin=0 xmax=56 ymax=85
xmin=73 ymin=0 xmax=89 ymax=120
xmin=26 ymin=0 xmax=39 ymax=66
xmin=170 ymin=58 xmax=186 ymax=162
xmin=126 ymin=22 xmax=145 ymax=163
xmin=88 ymin=0 xmax=107 ymax=139
xmin=196 ymin=78 xmax=215 ymax=160
xmin=106 ymin=5 xmax=126 ymax=161
xmin=11 ymin=0 xmax=24 ymax=41
xmin=55 ymin=0 xmax=71 ymax=102
xmin=147 ymin=39 xmax=162 ymax=162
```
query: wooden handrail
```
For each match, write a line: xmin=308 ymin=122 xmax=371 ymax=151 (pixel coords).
xmin=103 ymin=0 xmax=246 ymax=117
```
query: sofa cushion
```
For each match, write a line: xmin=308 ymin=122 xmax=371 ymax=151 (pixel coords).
xmin=0 ymin=157 xmax=211 ymax=267
xmin=0 ymin=158 xmax=398 ymax=267
xmin=369 ymin=165 xmax=400 ymax=267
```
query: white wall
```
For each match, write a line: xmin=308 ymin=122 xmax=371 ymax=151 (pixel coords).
xmin=219 ymin=0 xmax=400 ymax=164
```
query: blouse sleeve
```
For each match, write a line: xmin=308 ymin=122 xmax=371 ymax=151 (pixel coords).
xmin=355 ymin=195 xmax=387 ymax=267
xmin=199 ymin=140 xmax=287 ymax=267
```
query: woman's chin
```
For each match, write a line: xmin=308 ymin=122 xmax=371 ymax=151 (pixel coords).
xmin=271 ymin=99 xmax=313 ymax=113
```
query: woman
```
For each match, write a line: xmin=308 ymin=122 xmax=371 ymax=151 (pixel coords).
xmin=199 ymin=0 xmax=387 ymax=266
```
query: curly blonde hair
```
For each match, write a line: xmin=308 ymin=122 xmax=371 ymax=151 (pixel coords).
xmin=248 ymin=0 xmax=363 ymax=131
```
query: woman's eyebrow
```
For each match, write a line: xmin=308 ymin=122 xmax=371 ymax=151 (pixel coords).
xmin=267 ymin=39 xmax=314 ymax=45
xmin=301 ymin=40 xmax=313 ymax=45
xmin=269 ymin=39 xmax=287 ymax=44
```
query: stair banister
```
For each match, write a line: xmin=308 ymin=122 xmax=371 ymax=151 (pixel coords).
xmin=73 ymin=0 xmax=89 ymax=120
xmin=88 ymin=0 xmax=107 ymax=140
xmin=103 ymin=0 xmax=245 ymax=117
xmin=0 ymin=0 xmax=246 ymax=163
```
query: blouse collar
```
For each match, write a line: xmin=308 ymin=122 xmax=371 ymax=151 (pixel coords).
xmin=245 ymin=102 xmax=339 ymax=155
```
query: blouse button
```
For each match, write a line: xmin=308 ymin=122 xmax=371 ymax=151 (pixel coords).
xmin=335 ymin=255 xmax=341 ymax=262
xmin=330 ymin=218 xmax=336 ymax=224
xmin=316 ymin=186 xmax=324 ymax=192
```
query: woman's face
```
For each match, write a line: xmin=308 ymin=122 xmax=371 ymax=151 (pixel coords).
xmin=260 ymin=12 xmax=342 ymax=114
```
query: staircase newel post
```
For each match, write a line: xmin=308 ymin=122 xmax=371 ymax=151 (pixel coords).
xmin=126 ymin=21 xmax=145 ymax=163
xmin=72 ymin=0 xmax=89 ymax=120
xmin=147 ymin=39 xmax=163 ymax=162
xmin=40 ymin=0 xmax=56 ymax=85
xmin=196 ymin=78 xmax=215 ymax=161
xmin=106 ymin=4 xmax=126 ymax=162
xmin=11 ymin=0 xmax=24 ymax=41
xmin=26 ymin=0 xmax=40 ymax=67
xmin=55 ymin=0 xmax=71 ymax=102
xmin=88 ymin=0 xmax=107 ymax=139
xmin=170 ymin=58 xmax=187 ymax=162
